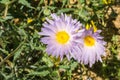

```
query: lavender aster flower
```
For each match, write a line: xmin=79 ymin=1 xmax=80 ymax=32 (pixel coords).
xmin=78 ymin=28 xmax=106 ymax=67
xmin=39 ymin=13 xmax=83 ymax=60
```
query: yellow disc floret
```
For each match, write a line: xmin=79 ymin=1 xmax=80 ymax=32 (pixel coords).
xmin=84 ymin=35 xmax=95 ymax=46
xmin=56 ymin=31 xmax=70 ymax=44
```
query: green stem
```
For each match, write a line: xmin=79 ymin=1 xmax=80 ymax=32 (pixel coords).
xmin=3 ymin=0 xmax=17 ymax=18
xmin=58 ymin=70 xmax=61 ymax=80
xmin=3 ymin=4 xmax=8 ymax=18
xmin=68 ymin=70 xmax=72 ymax=80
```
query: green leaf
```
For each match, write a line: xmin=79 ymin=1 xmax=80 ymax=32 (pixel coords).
xmin=0 ymin=17 xmax=5 ymax=22
xmin=59 ymin=65 xmax=69 ymax=69
xmin=18 ymin=0 xmax=33 ymax=9
xmin=62 ymin=0 xmax=67 ymax=7
xmin=58 ymin=8 xmax=75 ymax=14
xmin=0 ymin=48 xmax=8 ymax=55
xmin=28 ymin=71 xmax=50 ymax=77
xmin=39 ymin=0 xmax=44 ymax=5
xmin=13 ymin=41 xmax=25 ymax=61
xmin=0 ymin=15 xmax=13 ymax=22
xmin=0 ymin=0 xmax=10 ymax=5
xmin=51 ymin=71 xmax=59 ymax=79
xmin=79 ymin=0 xmax=85 ymax=4
xmin=0 ymin=72 xmax=7 ymax=80
xmin=42 ymin=55 xmax=54 ymax=67
xmin=78 ymin=9 xmax=90 ymax=21
xmin=13 ymin=44 xmax=24 ymax=61
xmin=70 ymin=62 xmax=78 ymax=71
xmin=17 ymin=28 xmax=27 ymax=39
xmin=48 ymin=6 xmax=56 ymax=10
xmin=4 ymin=15 xmax=13 ymax=20
xmin=43 ymin=8 xmax=51 ymax=16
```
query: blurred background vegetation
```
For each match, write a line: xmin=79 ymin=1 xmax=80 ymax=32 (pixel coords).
xmin=0 ymin=0 xmax=120 ymax=80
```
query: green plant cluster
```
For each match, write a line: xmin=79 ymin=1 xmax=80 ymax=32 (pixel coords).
xmin=0 ymin=0 xmax=120 ymax=80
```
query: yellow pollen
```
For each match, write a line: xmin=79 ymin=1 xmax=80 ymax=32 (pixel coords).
xmin=56 ymin=31 xmax=70 ymax=44
xmin=84 ymin=35 xmax=95 ymax=46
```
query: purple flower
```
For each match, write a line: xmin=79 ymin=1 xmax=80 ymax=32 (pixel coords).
xmin=39 ymin=13 xmax=83 ymax=61
xmin=77 ymin=28 xmax=106 ymax=67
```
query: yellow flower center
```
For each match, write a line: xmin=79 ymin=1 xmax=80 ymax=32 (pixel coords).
xmin=56 ymin=31 xmax=70 ymax=44
xmin=84 ymin=35 xmax=95 ymax=46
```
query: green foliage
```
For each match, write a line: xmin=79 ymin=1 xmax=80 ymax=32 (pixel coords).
xmin=0 ymin=0 xmax=120 ymax=80
xmin=18 ymin=0 xmax=34 ymax=9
